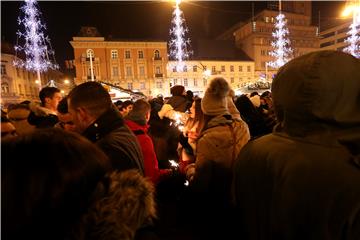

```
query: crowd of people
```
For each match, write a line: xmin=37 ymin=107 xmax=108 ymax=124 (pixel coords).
xmin=2 ymin=50 xmax=360 ymax=240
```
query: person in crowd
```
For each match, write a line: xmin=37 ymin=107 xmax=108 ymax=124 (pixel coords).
xmin=235 ymin=94 xmax=272 ymax=139
xmin=27 ymin=87 xmax=62 ymax=128
xmin=2 ymin=128 xmax=156 ymax=240
xmin=233 ymin=51 xmax=360 ymax=240
xmin=1 ymin=115 xmax=17 ymax=140
xmin=7 ymin=101 xmax=35 ymax=135
xmin=114 ymin=100 xmax=123 ymax=111
xmin=183 ymin=77 xmax=250 ymax=239
xmin=119 ymin=100 xmax=133 ymax=117
xmin=166 ymin=85 xmax=189 ymax=112
xmin=185 ymin=90 xmax=194 ymax=110
xmin=67 ymin=81 xmax=144 ymax=174
xmin=249 ymin=91 xmax=261 ymax=108
xmin=124 ymin=99 xmax=171 ymax=184
xmin=55 ymin=96 xmax=77 ymax=132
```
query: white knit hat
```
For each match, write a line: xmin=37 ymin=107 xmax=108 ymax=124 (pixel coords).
xmin=201 ymin=77 xmax=231 ymax=116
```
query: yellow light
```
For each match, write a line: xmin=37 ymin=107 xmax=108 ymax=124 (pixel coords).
xmin=342 ymin=6 xmax=354 ymax=17
xmin=35 ymin=80 xmax=40 ymax=84
xmin=64 ymin=79 xmax=69 ymax=84
xmin=175 ymin=0 xmax=182 ymax=5
xmin=61 ymin=90 xmax=65 ymax=94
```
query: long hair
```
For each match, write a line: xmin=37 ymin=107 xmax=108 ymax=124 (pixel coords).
xmin=185 ymin=97 xmax=205 ymax=134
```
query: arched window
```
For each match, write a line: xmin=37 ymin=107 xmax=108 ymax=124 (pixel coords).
xmin=1 ymin=82 xmax=9 ymax=93
xmin=86 ymin=49 xmax=94 ymax=58
xmin=154 ymin=50 xmax=160 ymax=59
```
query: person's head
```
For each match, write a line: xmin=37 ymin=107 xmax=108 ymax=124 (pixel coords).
xmin=235 ymin=94 xmax=259 ymax=117
xmin=170 ymin=85 xmax=185 ymax=96
xmin=39 ymin=87 xmax=62 ymax=111
xmin=114 ymin=100 xmax=123 ymax=110
xmin=1 ymin=115 xmax=17 ymax=139
xmin=250 ymin=91 xmax=259 ymax=97
xmin=57 ymin=97 xmax=76 ymax=132
xmin=3 ymin=128 xmax=110 ymax=240
xmin=127 ymin=99 xmax=151 ymax=124
xmin=67 ymin=82 xmax=112 ymax=133
xmin=188 ymin=97 xmax=204 ymax=133
xmin=119 ymin=100 xmax=133 ymax=117
xmin=201 ymin=77 xmax=230 ymax=117
xmin=272 ymin=50 xmax=360 ymax=136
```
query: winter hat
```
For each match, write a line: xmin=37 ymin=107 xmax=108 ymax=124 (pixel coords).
xmin=170 ymin=85 xmax=185 ymax=96
xmin=201 ymin=77 xmax=230 ymax=116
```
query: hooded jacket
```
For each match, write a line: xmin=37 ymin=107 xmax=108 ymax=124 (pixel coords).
xmin=71 ymin=170 xmax=156 ymax=240
xmin=124 ymin=116 xmax=169 ymax=185
xmin=233 ymin=51 xmax=360 ymax=240
xmin=27 ymin=102 xmax=59 ymax=128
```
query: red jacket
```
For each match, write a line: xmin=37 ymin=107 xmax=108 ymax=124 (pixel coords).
xmin=125 ymin=120 xmax=168 ymax=184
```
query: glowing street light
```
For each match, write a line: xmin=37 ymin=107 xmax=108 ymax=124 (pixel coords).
xmin=64 ymin=79 xmax=70 ymax=85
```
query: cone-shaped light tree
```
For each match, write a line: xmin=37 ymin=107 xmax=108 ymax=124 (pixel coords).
xmin=343 ymin=1 xmax=360 ymax=58
xmin=267 ymin=2 xmax=293 ymax=69
xmin=14 ymin=0 xmax=58 ymax=88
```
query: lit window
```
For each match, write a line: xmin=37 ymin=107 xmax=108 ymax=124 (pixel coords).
xmin=231 ymin=77 xmax=234 ymax=83
xmin=111 ymin=50 xmax=118 ymax=59
xmin=139 ymin=66 xmax=145 ymax=76
xmin=125 ymin=50 xmax=131 ymax=59
xmin=221 ymin=66 xmax=225 ymax=72
xmin=193 ymin=66 xmax=197 ymax=72
xmin=194 ymin=79 xmax=198 ymax=87
xmin=126 ymin=66 xmax=132 ymax=76
xmin=212 ymin=66 xmax=216 ymax=72
xmin=183 ymin=65 xmax=187 ymax=72
xmin=156 ymin=66 xmax=161 ymax=74
xmin=1 ymin=64 xmax=7 ymax=75
xmin=156 ymin=81 xmax=162 ymax=88
xmin=128 ymin=82 xmax=133 ymax=90
xmin=203 ymin=79 xmax=207 ymax=87
xmin=154 ymin=50 xmax=160 ymax=59
xmin=112 ymin=66 xmax=119 ymax=76
xmin=86 ymin=49 xmax=94 ymax=58
xmin=173 ymin=67 xmax=177 ymax=72
xmin=247 ymin=66 xmax=251 ymax=72
xmin=138 ymin=51 xmax=144 ymax=59
xmin=239 ymin=66 xmax=243 ymax=72
xmin=140 ymin=82 xmax=145 ymax=90
xmin=184 ymin=78 xmax=188 ymax=87
xmin=230 ymin=65 xmax=234 ymax=72
xmin=1 ymin=83 xmax=9 ymax=93
xmin=173 ymin=79 xmax=177 ymax=85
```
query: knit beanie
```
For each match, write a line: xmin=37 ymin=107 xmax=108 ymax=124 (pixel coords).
xmin=170 ymin=85 xmax=185 ymax=96
xmin=201 ymin=77 xmax=230 ymax=116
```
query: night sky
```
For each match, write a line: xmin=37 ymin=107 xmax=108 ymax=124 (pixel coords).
xmin=1 ymin=1 xmax=345 ymax=70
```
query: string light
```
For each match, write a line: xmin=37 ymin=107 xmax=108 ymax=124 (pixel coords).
xmin=168 ymin=0 xmax=192 ymax=72
xmin=267 ymin=13 xmax=293 ymax=69
xmin=343 ymin=3 xmax=360 ymax=58
xmin=13 ymin=0 xmax=58 ymax=75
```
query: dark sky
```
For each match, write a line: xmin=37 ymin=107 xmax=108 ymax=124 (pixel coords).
xmin=1 ymin=1 xmax=345 ymax=70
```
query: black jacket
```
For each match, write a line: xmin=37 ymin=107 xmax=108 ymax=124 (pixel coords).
xmin=83 ymin=107 xmax=144 ymax=175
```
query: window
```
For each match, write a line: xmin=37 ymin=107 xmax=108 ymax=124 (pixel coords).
xmin=111 ymin=50 xmax=118 ymax=59
xmin=239 ymin=66 xmax=243 ymax=72
xmin=193 ymin=79 xmax=198 ymax=87
xmin=1 ymin=83 xmax=9 ymax=93
xmin=183 ymin=65 xmax=187 ymax=72
xmin=184 ymin=78 xmax=188 ymax=87
xmin=212 ymin=66 xmax=216 ymax=72
xmin=112 ymin=66 xmax=119 ymax=76
xmin=156 ymin=66 xmax=161 ymax=74
xmin=126 ymin=66 xmax=132 ymax=76
xmin=86 ymin=49 xmax=94 ymax=58
xmin=16 ymin=68 xmax=20 ymax=77
xmin=173 ymin=67 xmax=177 ymax=72
xmin=139 ymin=66 xmax=145 ymax=76
xmin=230 ymin=77 xmax=234 ymax=83
xmin=230 ymin=65 xmax=234 ymax=72
xmin=154 ymin=50 xmax=160 ymax=59
xmin=156 ymin=81 xmax=162 ymax=88
xmin=18 ymin=84 xmax=22 ymax=94
xmin=1 ymin=64 xmax=6 ymax=75
xmin=140 ymin=82 xmax=145 ymax=90
xmin=127 ymin=82 xmax=133 ymax=90
xmin=221 ymin=66 xmax=225 ymax=72
xmin=193 ymin=66 xmax=197 ymax=72
xmin=261 ymin=50 xmax=266 ymax=55
xmin=138 ymin=51 xmax=144 ymax=59
xmin=247 ymin=66 xmax=251 ymax=72
xmin=125 ymin=50 xmax=131 ymax=59
xmin=173 ymin=79 xmax=177 ymax=85
xmin=203 ymin=79 xmax=207 ymax=87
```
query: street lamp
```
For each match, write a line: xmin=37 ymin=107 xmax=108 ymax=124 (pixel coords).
xmin=64 ymin=79 xmax=70 ymax=85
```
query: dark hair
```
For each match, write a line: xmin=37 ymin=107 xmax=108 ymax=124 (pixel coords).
xmin=1 ymin=114 xmax=11 ymax=123
xmin=186 ymin=97 xmax=204 ymax=134
xmin=131 ymin=99 xmax=150 ymax=116
xmin=170 ymin=85 xmax=185 ymax=96
xmin=3 ymin=128 xmax=110 ymax=240
xmin=57 ymin=96 xmax=69 ymax=114
xmin=119 ymin=100 xmax=133 ymax=111
xmin=39 ymin=87 xmax=60 ymax=106
xmin=250 ymin=91 xmax=259 ymax=97
xmin=68 ymin=82 xmax=112 ymax=118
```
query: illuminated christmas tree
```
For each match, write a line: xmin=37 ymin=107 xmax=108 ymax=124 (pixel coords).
xmin=14 ymin=0 xmax=58 ymax=86
xmin=267 ymin=12 xmax=293 ymax=69
xmin=168 ymin=0 xmax=192 ymax=72
xmin=343 ymin=7 xmax=360 ymax=58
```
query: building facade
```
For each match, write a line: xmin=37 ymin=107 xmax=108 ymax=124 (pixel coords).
xmin=70 ymin=27 xmax=169 ymax=96
xmin=319 ymin=20 xmax=352 ymax=51
xmin=167 ymin=60 xmax=255 ymax=97
xmin=218 ymin=2 xmax=320 ymax=80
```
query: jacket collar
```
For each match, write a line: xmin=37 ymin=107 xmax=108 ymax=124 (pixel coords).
xmin=83 ymin=107 xmax=124 ymax=142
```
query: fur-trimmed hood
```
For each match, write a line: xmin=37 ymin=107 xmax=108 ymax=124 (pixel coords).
xmin=29 ymin=102 xmax=57 ymax=117
xmin=72 ymin=169 xmax=156 ymax=240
